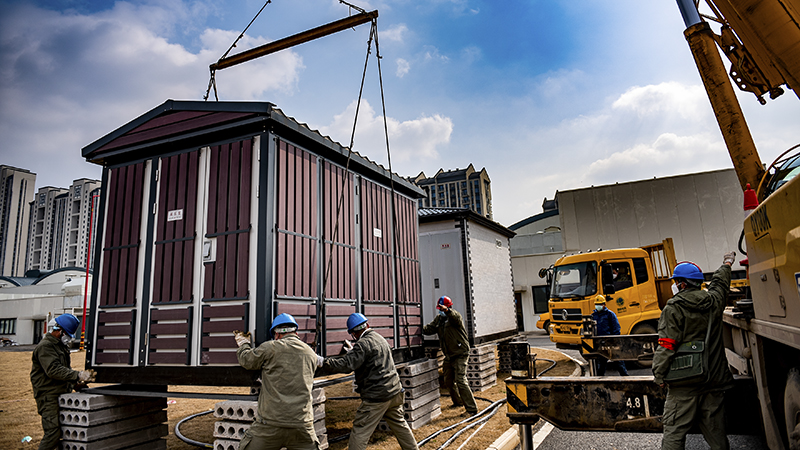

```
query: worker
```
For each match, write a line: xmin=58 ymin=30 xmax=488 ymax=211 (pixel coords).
xmin=234 ymin=313 xmax=320 ymax=450
xmin=421 ymin=296 xmax=478 ymax=416
xmin=30 ymin=313 xmax=96 ymax=450
xmin=318 ymin=313 xmax=418 ymax=450
xmin=652 ymin=253 xmax=736 ymax=450
xmin=612 ymin=265 xmax=633 ymax=290
xmin=591 ymin=295 xmax=628 ymax=376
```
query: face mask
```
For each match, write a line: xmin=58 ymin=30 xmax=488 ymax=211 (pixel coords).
xmin=612 ymin=273 xmax=618 ymax=279
xmin=595 ymin=305 xmax=603 ymax=311
xmin=438 ymin=310 xmax=446 ymax=317
xmin=671 ymin=283 xmax=680 ymax=296
xmin=61 ymin=334 xmax=73 ymax=346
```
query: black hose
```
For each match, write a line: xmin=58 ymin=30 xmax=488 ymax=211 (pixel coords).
xmin=175 ymin=410 xmax=214 ymax=448
xmin=738 ymin=229 xmax=747 ymax=256
xmin=435 ymin=401 xmax=506 ymax=450
xmin=536 ymin=358 xmax=557 ymax=377
xmin=418 ymin=398 xmax=507 ymax=447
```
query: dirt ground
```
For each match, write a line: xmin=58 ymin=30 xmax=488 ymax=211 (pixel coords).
xmin=2 ymin=347 xmax=576 ymax=450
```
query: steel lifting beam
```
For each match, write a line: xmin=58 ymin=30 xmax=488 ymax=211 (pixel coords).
xmin=210 ymin=10 xmax=379 ymax=72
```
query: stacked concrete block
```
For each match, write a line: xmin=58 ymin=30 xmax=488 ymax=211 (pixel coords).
xmin=395 ymin=359 xmax=441 ymax=429
xmin=212 ymin=388 xmax=327 ymax=450
xmin=497 ymin=342 xmax=513 ymax=373
xmin=58 ymin=393 xmax=167 ymax=450
xmin=467 ymin=344 xmax=497 ymax=392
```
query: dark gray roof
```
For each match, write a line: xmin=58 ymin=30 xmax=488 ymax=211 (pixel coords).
xmin=508 ymin=209 xmax=559 ymax=231
xmin=418 ymin=207 xmax=515 ymax=238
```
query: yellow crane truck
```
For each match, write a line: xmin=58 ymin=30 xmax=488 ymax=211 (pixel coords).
xmin=507 ymin=1 xmax=800 ymax=448
xmin=544 ymin=239 xmax=676 ymax=349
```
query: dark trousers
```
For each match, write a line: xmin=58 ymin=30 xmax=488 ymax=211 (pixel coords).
xmin=35 ymin=394 xmax=61 ymax=450
xmin=597 ymin=359 xmax=628 ymax=376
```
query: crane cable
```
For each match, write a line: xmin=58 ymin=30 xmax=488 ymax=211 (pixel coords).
xmin=204 ymin=0 xmax=272 ymax=101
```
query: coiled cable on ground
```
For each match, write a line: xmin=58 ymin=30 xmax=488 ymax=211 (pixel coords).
xmin=175 ymin=410 xmax=214 ymax=448
xmin=536 ymin=358 xmax=557 ymax=377
xmin=437 ymin=401 xmax=505 ymax=450
xmin=418 ymin=398 xmax=507 ymax=447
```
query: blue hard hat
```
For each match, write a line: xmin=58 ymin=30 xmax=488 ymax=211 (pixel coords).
xmin=672 ymin=262 xmax=704 ymax=281
xmin=270 ymin=313 xmax=298 ymax=337
xmin=55 ymin=314 xmax=80 ymax=338
xmin=346 ymin=313 xmax=368 ymax=333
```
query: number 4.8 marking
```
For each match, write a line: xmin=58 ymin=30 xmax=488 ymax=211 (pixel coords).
xmin=626 ymin=397 xmax=641 ymax=408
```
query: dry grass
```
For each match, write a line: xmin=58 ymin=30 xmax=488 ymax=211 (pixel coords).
xmin=2 ymin=347 xmax=576 ymax=450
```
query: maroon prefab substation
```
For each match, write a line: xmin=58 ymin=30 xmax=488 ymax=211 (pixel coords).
xmin=81 ymin=100 xmax=426 ymax=386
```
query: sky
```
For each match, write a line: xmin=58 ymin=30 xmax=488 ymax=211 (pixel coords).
xmin=1 ymin=0 xmax=799 ymax=228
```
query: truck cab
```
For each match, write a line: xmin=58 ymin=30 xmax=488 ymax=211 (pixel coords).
xmin=548 ymin=247 xmax=667 ymax=346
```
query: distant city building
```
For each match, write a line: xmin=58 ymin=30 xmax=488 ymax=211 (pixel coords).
xmin=27 ymin=179 xmax=101 ymax=272
xmin=413 ymin=164 xmax=493 ymax=219
xmin=0 ymin=165 xmax=36 ymax=277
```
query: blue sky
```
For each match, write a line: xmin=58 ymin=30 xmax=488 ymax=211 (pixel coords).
xmin=2 ymin=0 xmax=799 ymax=227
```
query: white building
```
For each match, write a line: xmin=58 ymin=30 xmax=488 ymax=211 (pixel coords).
xmin=0 ymin=268 xmax=91 ymax=345
xmin=510 ymin=168 xmax=746 ymax=332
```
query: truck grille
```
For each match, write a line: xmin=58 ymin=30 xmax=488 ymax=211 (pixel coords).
xmin=553 ymin=308 xmax=582 ymax=322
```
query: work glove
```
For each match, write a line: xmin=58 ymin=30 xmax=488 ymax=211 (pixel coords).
xmin=233 ymin=330 xmax=252 ymax=347
xmin=316 ymin=355 xmax=325 ymax=367
xmin=77 ymin=369 xmax=97 ymax=383
xmin=343 ymin=340 xmax=354 ymax=353
xmin=723 ymin=251 xmax=736 ymax=266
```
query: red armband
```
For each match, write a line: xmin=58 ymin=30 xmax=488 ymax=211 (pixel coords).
xmin=658 ymin=338 xmax=677 ymax=351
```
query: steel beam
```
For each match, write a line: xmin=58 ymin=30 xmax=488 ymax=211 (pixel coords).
xmin=210 ymin=10 xmax=379 ymax=71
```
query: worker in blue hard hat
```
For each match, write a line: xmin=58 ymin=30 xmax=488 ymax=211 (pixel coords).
xmin=653 ymin=253 xmax=736 ymax=450
xmin=30 ymin=313 xmax=96 ymax=450
xmin=233 ymin=313 xmax=322 ymax=450
xmin=318 ymin=313 xmax=418 ymax=450
xmin=422 ymin=295 xmax=478 ymax=416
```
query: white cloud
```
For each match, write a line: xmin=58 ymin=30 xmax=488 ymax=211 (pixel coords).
xmin=0 ymin=2 xmax=304 ymax=188
xmin=612 ymin=82 xmax=708 ymax=122
xmin=319 ymin=100 xmax=452 ymax=172
xmin=396 ymin=58 xmax=410 ymax=77
xmin=380 ymin=24 xmax=408 ymax=43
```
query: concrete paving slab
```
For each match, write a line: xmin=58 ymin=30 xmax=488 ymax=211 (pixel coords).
xmin=403 ymin=389 xmax=440 ymax=411
xmin=467 ymin=359 xmax=496 ymax=372
xmin=466 ymin=366 xmax=497 ymax=379
xmin=469 ymin=344 xmax=496 ymax=356
xmin=468 ymin=374 xmax=497 ymax=388
xmin=59 ymin=399 xmax=165 ymax=427
xmin=214 ymin=439 xmax=240 ymax=450
xmin=403 ymin=396 xmax=440 ymax=421
xmin=61 ymin=423 xmax=167 ymax=450
xmin=403 ymin=379 xmax=439 ymax=399
xmin=397 ymin=358 xmax=438 ymax=377
xmin=408 ymin=404 xmax=441 ymax=429
xmin=59 ymin=393 xmax=145 ymax=411
xmin=399 ymin=368 xmax=438 ymax=387
xmin=213 ymin=400 xmax=257 ymax=421
xmin=312 ymin=387 xmax=326 ymax=405
xmin=468 ymin=351 xmax=496 ymax=364
xmin=61 ymin=410 xmax=167 ymax=442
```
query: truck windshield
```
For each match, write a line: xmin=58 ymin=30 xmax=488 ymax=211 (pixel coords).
xmin=551 ymin=261 xmax=597 ymax=299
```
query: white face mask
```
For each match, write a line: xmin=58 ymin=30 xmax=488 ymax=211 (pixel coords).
xmin=595 ymin=305 xmax=603 ymax=311
xmin=612 ymin=273 xmax=618 ymax=279
xmin=671 ymin=283 xmax=680 ymax=296
xmin=61 ymin=334 xmax=73 ymax=346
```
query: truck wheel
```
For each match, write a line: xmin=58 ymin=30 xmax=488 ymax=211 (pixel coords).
xmin=785 ymin=368 xmax=800 ymax=450
xmin=543 ymin=320 xmax=550 ymax=335
xmin=631 ymin=323 xmax=657 ymax=368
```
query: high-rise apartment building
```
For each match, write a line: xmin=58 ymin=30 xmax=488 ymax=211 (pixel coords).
xmin=0 ymin=165 xmax=36 ymax=276
xmin=413 ymin=164 xmax=493 ymax=219
xmin=27 ymin=187 xmax=69 ymax=271
xmin=27 ymin=179 xmax=101 ymax=272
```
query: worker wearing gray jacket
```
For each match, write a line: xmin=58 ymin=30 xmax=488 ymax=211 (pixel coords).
xmin=320 ymin=313 xmax=418 ymax=450
xmin=30 ymin=314 xmax=95 ymax=450
xmin=422 ymin=296 xmax=478 ymax=415
xmin=235 ymin=313 xmax=320 ymax=450
xmin=652 ymin=253 xmax=736 ymax=450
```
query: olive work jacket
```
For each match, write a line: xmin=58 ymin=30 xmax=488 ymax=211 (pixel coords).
xmin=237 ymin=334 xmax=318 ymax=427
xmin=422 ymin=308 xmax=470 ymax=360
xmin=30 ymin=333 xmax=79 ymax=399
xmin=321 ymin=329 xmax=402 ymax=402
xmin=652 ymin=264 xmax=735 ymax=395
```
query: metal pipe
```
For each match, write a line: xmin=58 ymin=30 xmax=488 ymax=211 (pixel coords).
xmin=519 ymin=424 xmax=534 ymax=450
xmin=210 ymin=10 xmax=379 ymax=71
xmin=676 ymin=0 xmax=702 ymax=27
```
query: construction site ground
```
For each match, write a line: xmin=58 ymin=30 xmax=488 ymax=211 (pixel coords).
xmin=2 ymin=346 xmax=576 ymax=449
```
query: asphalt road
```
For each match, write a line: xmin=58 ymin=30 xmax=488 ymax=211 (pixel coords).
xmin=523 ymin=330 xmax=768 ymax=450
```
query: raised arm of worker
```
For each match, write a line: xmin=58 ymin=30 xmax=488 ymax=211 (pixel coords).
xmin=320 ymin=336 xmax=368 ymax=375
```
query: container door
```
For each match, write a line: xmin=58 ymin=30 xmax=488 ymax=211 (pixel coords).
xmin=147 ymin=150 xmax=200 ymax=365
xmin=273 ymin=139 xmax=319 ymax=346
xmin=200 ymin=139 xmax=253 ymax=364
xmin=94 ymin=162 xmax=147 ymax=365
